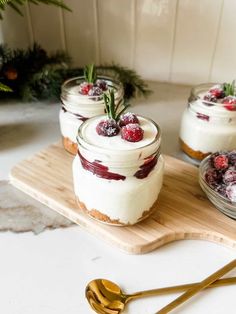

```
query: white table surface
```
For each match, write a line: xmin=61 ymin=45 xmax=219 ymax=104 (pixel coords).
xmin=0 ymin=82 xmax=236 ymax=314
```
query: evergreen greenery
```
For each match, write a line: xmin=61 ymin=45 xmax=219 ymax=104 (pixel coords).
xmin=98 ymin=64 xmax=151 ymax=100
xmin=0 ymin=44 xmax=152 ymax=102
xmin=0 ymin=0 xmax=71 ymax=19
xmin=0 ymin=81 xmax=12 ymax=91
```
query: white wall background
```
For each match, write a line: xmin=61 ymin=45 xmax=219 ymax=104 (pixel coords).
xmin=1 ymin=0 xmax=235 ymax=85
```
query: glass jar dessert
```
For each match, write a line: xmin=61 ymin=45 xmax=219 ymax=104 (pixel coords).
xmin=59 ymin=66 xmax=123 ymax=155
xmin=72 ymin=91 xmax=164 ymax=225
xmin=180 ymin=82 xmax=236 ymax=161
xmin=73 ymin=115 xmax=164 ymax=225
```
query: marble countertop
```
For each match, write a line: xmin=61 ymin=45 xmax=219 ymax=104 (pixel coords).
xmin=0 ymin=81 xmax=236 ymax=314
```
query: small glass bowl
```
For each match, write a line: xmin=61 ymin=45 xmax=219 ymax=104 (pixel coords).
xmin=199 ymin=155 xmax=236 ymax=219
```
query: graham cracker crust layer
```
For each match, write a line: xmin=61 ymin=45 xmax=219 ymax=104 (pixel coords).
xmin=62 ymin=137 xmax=78 ymax=155
xmin=76 ymin=198 xmax=158 ymax=226
xmin=179 ymin=138 xmax=210 ymax=161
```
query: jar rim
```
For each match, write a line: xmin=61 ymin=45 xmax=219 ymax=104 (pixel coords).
xmin=61 ymin=75 xmax=123 ymax=99
xmin=77 ymin=114 xmax=161 ymax=155
xmin=191 ymin=83 xmax=236 ymax=109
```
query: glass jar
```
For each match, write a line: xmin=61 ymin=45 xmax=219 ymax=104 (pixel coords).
xmin=180 ymin=83 xmax=236 ymax=161
xmin=59 ymin=76 xmax=123 ymax=155
xmin=72 ymin=115 xmax=164 ymax=226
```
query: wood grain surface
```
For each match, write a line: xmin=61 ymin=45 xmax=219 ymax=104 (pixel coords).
xmin=10 ymin=142 xmax=236 ymax=254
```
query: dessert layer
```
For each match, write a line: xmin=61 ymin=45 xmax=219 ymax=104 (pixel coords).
xmin=179 ymin=138 xmax=210 ymax=161
xmin=62 ymin=137 xmax=77 ymax=155
xmin=80 ymin=115 xmax=158 ymax=151
xmin=73 ymin=155 xmax=164 ymax=225
xmin=191 ymin=98 xmax=236 ymax=119
xmin=61 ymin=78 xmax=123 ymax=109
xmin=59 ymin=109 xmax=84 ymax=142
xmin=76 ymin=198 xmax=158 ymax=226
xmin=180 ymin=108 xmax=236 ymax=154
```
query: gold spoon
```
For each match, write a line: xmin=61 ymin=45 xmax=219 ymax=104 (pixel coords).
xmin=86 ymin=276 xmax=236 ymax=314
xmin=156 ymin=259 xmax=236 ymax=313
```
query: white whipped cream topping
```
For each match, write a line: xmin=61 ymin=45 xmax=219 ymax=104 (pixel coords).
xmin=78 ymin=115 xmax=161 ymax=166
xmin=73 ymin=154 xmax=164 ymax=225
xmin=80 ymin=115 xmax=158 ymax=150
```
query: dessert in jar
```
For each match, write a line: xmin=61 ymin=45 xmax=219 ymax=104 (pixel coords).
xmin=60 ymin=64 xmax=123 ymax=154
xmin=180 ymin=82 xmax=236 ymax=161
xmin=72 ymin=90 xmax=164 ymax=225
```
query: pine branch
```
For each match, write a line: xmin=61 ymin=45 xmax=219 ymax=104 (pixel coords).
xmin=0 ymin=44 xmax=151 ymax=102
xmin=8 ymin=1 xmax=23 ymax=15
xmin=97 ymin=63 xmax=152 ymax=100
xmin=0 ymin=82 xmax=12 ymax=92
xmin=0 ymin=0 xmax=71 ymax=19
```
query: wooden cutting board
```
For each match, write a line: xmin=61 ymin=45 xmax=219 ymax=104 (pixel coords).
xmin=10 ymin=142 xmax=236 ymax=254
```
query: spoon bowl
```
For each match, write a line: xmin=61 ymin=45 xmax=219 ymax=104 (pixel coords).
xmin=85 ymin=279 xmax=126 ymax=314
xmin=85 ymin=277 xmax=236 ymax=314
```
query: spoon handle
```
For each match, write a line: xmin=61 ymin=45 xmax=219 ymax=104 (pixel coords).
xmin=155 ymin=259 xmax=236 ymax=314
xmin=127 ymin=276 xmax=236 ymax=302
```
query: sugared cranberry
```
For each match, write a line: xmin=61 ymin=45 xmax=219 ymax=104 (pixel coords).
xmin=228 ymin=151 xmax=236 ymax=166
xmin=213 ymin=154 xmax=229 ymax=170
xmin=88 ymin=86 xmax=103 ymax=96
xmin=96 ymin=79 xmax=108 ymax=91
xmin=215 ymin=184 xmax=228 ymax=198
xmin=210 ymin=152 xmax=220 ymax=166
xmin=209 ymin=85 xmax=225 ymax=99
xmin=96 ymin=119 xmax=120 ymax=137
xmin=203 ymin=93 xmax=217 ymax=104
xmin=222 ymin=96 xmax=236 ymax=111
xmin=205 ymin=168 xmax=222 ymax=187
xmin=226 ymin=183 xmax=236 ymax=202
xmin=223 ymin=168 xmax=236 ymax=184
xmin=119 ymin=112 xmax=140 ymax=127
xmin=79 ymin=82 xmax=93 ymax=95
xmin=121 ymin=123 xmax=144 ymax=142
xmin=205 ymin=151 xmax=236 ymax=201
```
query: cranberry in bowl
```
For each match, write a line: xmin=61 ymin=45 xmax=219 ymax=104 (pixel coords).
xmin=199 ymin=151 xmax=236 ymax=219
xmin=72 ymin=113 xmax=164 ymax=226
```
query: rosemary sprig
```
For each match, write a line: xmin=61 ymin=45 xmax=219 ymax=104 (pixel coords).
xmin=223 ymin=80 xmax=235 ymax=96
xmin=103 ymin=89 xmax=130 ymax=121
xmin=84 ymin=64 xmax=97 ymax=84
